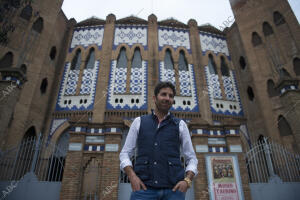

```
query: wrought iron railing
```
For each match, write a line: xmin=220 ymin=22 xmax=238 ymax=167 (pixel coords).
xmin=245 ymin=137 xmax=300 ymax=183
xmin=0 ymin=134 xmax=66 ymax=182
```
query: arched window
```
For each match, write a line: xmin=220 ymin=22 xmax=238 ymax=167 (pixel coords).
xmin=20 ymin=64 xmax=27 ymax=74
xmin=23 ymin=126 xmax=36 ymax=139
xmin=0 ymin=52 xmax=13 ymax=68
xmin=247 ymin=86 xmax=254 ymax=101
xmin=252 ymin=32 xmax=262 ymax=47
xmin=267 ymin=79 xmax=278 ymax=97
xmin=208 ymin=54 xmax=217 ymax=74
xmin=293 ymin=57 xmax=300 ymax=76
xmin=47 ymin=131 xmax=70 ymax=181
xmin=274 ymin=11 xmax=286 ymax=26
xmin=13 ymin=126 xmax=36 ymax=179
xmin=131 ymin=48 xmax=142 ymax=68
xmin=221 ymin=56 xmax=229 ymax=76
xmin=239 ymin=56 xmax=246 ymax=70
xmin=278 ymin=115 xmax=293 ymax=136
xmin=85 ymin=48 xmax=95 ymax=69
xmin=49 ymin=46 xmax=56 ymax=60
xmin=32 ymin=17 xmax=43 ymax=33
xmin=178 ymin=51 xmax=188 ymax=71
xmin=71 ymin=49 xmax=81 ymax=70
xmin=117 ymin=47 xmax=127 ymax=68
xmin=263 ymin=22 xmax=274 ymax=36
xmin=164 ymin=49 xmax=174 ymax=70
xmin=40 ymin=78 xmax=48 ymax=94
xmin=279 ymin=68 xmax=291 ymax=78
xmin=20 ymin=5 xmax=32 ymax=20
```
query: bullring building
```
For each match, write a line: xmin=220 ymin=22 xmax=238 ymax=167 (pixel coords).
xmin=0 ymin=0 xmax=300 ymax=199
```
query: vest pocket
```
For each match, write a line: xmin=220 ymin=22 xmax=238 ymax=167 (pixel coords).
xmin=134 ymin=158 xmax=150 ymax=181
xmin=167 ymin=158 xmax=185 ymax=185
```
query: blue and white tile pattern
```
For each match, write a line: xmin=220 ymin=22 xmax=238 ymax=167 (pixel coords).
xmin=70 ymin=26 xmax=104 ymax=52
xmin=56 ymin=61 xmax=100 ymax=111
xmin=159 ymin=62 xmax=199 ymax=112
xmin=64 ymin=70 xmax=79 ymax=95
xmin=205 ymin=66 xmax=243 ymax=116
xmin=106 ymin=60 xmax=148 ymax=110
xmin=158 ymin=27 xmax=191 ymax=53
xmin=206 ymin=71 xmax=222 ymax=99
xmin=113 ymin=67 xmax=127 ymax=94
xmin=200 ymin=32 xmax=230 ymax=58
xmin=130 ymin=67 xmax=143 ymax=94
xmin=80 ymin=69 xmax=95 ymax=95
xmin=49 ymin=118 xmax=68 ymax=136
xmin=159 ymin=62 xmax=176 ymax=86
xmin=113 ymin=25 xmax=147 ymax=50
xmin=222 ymin=73 xmax=236 ymax=101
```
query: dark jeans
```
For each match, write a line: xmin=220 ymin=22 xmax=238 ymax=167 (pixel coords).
xmin=130 ymin=188 xmax=185 ymax=200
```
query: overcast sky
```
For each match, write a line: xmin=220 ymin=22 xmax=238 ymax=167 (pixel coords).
xmin=62 ymin=0 xmax=300 ymax=29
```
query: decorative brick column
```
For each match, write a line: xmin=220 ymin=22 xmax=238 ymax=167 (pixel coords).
xmin=225 ymin=127 xmax=252 ymax=200
xmin=190 ymin=124 xmax=252 ymax=200
xmin=60 ymin=132 xmax=85 ymax=200
xmin=100 ymin=129 xmax=122 ymax=200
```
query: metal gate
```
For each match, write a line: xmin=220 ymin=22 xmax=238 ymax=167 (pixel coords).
xmin=245 ymin=137 xmax=300 ymax=200
xmin=0 ymin=134 xmax=68 ymax=200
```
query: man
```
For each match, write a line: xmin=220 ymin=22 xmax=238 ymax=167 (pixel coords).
xmin=120 ymin=81 xmax=198 ymax=200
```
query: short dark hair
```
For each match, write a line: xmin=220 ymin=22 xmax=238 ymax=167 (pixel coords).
xmin=154 ymin=81 xmax=176 ymax=97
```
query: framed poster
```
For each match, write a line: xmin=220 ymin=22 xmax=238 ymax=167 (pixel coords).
xmin=205 ymin=154 xmax=244 ymax=200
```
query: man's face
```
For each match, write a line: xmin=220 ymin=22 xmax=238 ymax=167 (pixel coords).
xmin=154 ymin=87 xmax=174 ymax=113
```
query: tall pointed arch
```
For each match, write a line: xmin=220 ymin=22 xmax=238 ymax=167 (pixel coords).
xmin=208 ymin=54 xmax=217 ymax=74
xmin=117 ymin=47 xmax=127 ymax=69
xmin=178 ymin=50 xmax=188 ymax=71
xmin=65 ymin=49 xmax=81 ymax=95
xmin=32 ymin=17 xmax=43 ymax=33
xmin=274 ymin=11 xmax=286 ymax=26
xmin=221 ymin=56 xmax=229 ymax=76
xmin=206 ymin=54 xmax=222 ymax=99
xmin=13 ymin=126 xmax=37 ymax=179
xmin=85 ymin=48 xmax=95 ymax=69
xmin=263 ymin=22 xmax=274 ymax=36
xmin=114 ymin=47 xmax=128 ymax=94
xmin=164 ymin=49 xmax=174 ymax=70
xmin=252 ymin=32 xmax=262 ymax=47
xmin=71 ymin=49 xmax=82 ymax=70
xmin=178 ymin=50 xmax=191 ymax=96
xmin=293 ymin=57 xmax=300 ymax=76
xmin=221 ymin=56 xmax=236 ymax=101
xmin=130 ymin=47 xmax=143 ymax=94
xmin=161 ymin=49 xmax=176 ymax=87
xmin=131 ymin=48 xmax=142 ymax=69
xmin=48 ymin=131 xmax=70 ymax=181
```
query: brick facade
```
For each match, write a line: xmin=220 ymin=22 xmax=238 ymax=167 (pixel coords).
xmin=0 ymin=0 xmax=299 ymax=199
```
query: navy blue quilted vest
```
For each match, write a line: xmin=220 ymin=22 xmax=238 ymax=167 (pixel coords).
xmin=134 ymin=113 xmax=185 ymax=188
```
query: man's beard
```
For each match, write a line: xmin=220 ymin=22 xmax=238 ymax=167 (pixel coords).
xmin=155 ymin=100 xmax=171 ymax=113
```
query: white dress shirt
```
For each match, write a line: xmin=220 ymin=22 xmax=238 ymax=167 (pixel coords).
xmin=119 ymin=116 xmax=198 ymax=176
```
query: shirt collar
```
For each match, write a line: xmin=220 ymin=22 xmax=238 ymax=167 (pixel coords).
xmin=151 ymin=109 xmax=171 ymax=120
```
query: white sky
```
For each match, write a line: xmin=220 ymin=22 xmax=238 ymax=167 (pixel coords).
xmin=62 ymin=0 xmax=300 ymax=29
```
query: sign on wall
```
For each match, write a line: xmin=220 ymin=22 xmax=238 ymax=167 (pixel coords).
xmin=205 ymin=155 xmax=244 ymax=200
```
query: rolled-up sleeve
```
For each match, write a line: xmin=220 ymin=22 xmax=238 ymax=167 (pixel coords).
xmin=119 ymin=117 xmax=140 ymax=171
xmin=179 ymin=120 xmax=198 ymax=176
